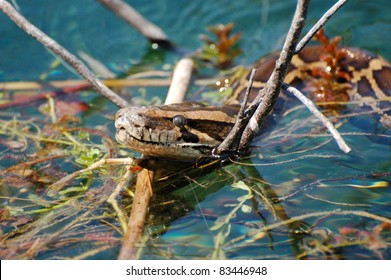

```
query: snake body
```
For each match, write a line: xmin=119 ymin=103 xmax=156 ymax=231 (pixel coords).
xmin=115 ymin=45 xmax=391 ymax=160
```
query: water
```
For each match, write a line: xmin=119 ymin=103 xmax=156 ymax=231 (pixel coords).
xmin=0 ymin=0 xmax=390 ymax=259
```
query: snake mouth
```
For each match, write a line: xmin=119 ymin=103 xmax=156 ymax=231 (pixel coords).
xmin=115 ymin=120 xmax=212 ymax=160
xmin=113 ymin=105 xmax=233 ymax=160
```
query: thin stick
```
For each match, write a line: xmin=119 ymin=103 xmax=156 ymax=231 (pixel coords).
xmin=215 ymin=68 xmax=257 ymax=155
xmin=107 ymin=169 xmax=134 ymax=233
xmin=295 ymin=0 xmax=349 ymax=54
xmin=48 ymin=157 xmax=137 ymax=192
xmin=0 ymin=77 xmax=216 ymax=92
xmin=282 ymin=83 xmax=351 ymax=153
xmin=216 ymin=0 xmax=349 ymax=155
xmin=0 ymin=0 xmax=129 ymax=108
xmin=238 ymin=0 xmax=310 ymax=151
xmin=98 ymin=0 xmax=171 ymax=46
xmin=165 ymin=58 xmax=194 ymax=105
xmin=117 ymin=168 xmax=154 ymax=259
xmin=228 ymin=209 xmax=390 ymax=246
xmin=238 ymin=68 xmax=257 ymax=119
xmin=256 ymin=209 xmax=391 ymax=237
xmin=0 ymin=153 xmax=66 ymax=176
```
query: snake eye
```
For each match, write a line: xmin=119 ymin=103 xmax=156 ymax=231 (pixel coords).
xmin=173 ymin=115 xmax=187 ymax=128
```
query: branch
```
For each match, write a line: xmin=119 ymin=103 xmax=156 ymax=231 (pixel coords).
xmin=216 ymin=0 xmax=349 ymax=156
xmin=215 ymin=68 xmax=257 ymax=155
xmin=282 ymin=83 xmax=351 ymax=153
xmin=295 ymin=0 xmax=349 ymax=54
xmin=0 ymin=0 xmax=129 ymax=108
xmin=98 ymin=0 xmax=173 ymax=48
xmin=48 ymin=157 xmax=137 ymax=192
xmin=0 ymin=77 xmax=216 ymax=92
xmin=237 ymin=0 xmax=309 ymax=151
xmin=118 ymin=168 xmax=154 ymax=260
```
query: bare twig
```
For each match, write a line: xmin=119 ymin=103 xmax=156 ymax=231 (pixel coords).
xmin=0 ymin=0 xmax=129 ymax=108
xmin=215 ymin=68 xmax=257 ymax=155
xmin=98 ymin=0 xmax=172 ymax=47
xmin=0 ymin=77 xmax=216 ymax=92
xmin=0 ymin=153 xmax=66 ymax=176
xmin=216 ymin=0 xmax=351 ymax=156
xmin=48 ymin=157 xmax=137 ymax=192
xmin=256 ymin=209 xmax=391 ymax=236
xmin=165 ymin=58 xmax=194 ymax=104
xmin=238 ymin=68 xmax=257 ymax=119
xmin=106 ymin=169 xmax=134 ymax=232
xmin=295 ymin=0 xmax=349 ymax=54
xmin=282 ymin=83 xmax=351 ymax=153
xmin=238 ymin=0 xmax=309 ymax=151
xmin=228 ymin=209 xmax=391 ymax=245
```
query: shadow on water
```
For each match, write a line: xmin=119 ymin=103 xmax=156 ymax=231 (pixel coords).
xmin=139 ymin=156 xmax=384 ymax=260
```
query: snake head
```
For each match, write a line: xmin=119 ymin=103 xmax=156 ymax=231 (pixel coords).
xmin=114 ymin=102 xmax=237 ymax=160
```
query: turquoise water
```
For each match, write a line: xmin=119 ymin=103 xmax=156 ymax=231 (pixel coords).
xmin=2 ymin=0 xmax=390 ymax=81
xmin=1 ymin=0 xmax=391 ymax=259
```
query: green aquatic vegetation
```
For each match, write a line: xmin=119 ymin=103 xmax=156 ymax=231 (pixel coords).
xmin=210 ymin=181 xmax=254 ymax=259
xmin=0 ymin=96 xmax=134 ymax=258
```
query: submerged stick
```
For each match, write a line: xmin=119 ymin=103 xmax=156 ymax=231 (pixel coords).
xmin=282 ymin=83 xmax=351 ymax=153
xmin=1 ymin=77 xmax=216 ymax=92
xmin=118 ymin=168 xmax=154 ymax=260
xmin=48 ymin=158 xmax=137 ymax=192
xmin=107 ymin=169 xmax=134 ymax=232
xmin=0 ymin=0 xmax=129 ymax=108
